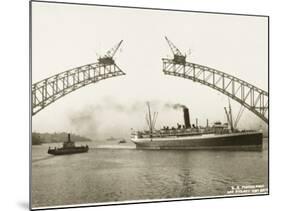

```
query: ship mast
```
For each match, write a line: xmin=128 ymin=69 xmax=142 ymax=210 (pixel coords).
xmin=229 ymin=99 xmax=234 ymax=131
xmin=224 ymin=99 xmax=235 ymax=132
xmin=224 ymin=107 xmax=231 ymax=128
xmin=147 ymin=102 xmax=153 ymax=135
xmin=146 ymin=102 xmax=158 ymax=141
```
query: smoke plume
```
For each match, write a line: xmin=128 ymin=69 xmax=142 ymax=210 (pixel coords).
xmin=68 ymin=106 xmax=100 ymax=139
xmin=68 ymin=99 xmax=188 ymax=139
xmin=164 ymin=103 xmax=187 ymax=110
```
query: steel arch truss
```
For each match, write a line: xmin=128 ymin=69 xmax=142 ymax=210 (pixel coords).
xmin=32 ymin=63 xmax=125 ymax=115
xmin=162 ymin=58 xmax=268 ymax=123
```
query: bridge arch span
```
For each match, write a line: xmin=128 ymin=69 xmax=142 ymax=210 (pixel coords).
xmin=32 ymin=40 xmax=125 ymax=116
xmin=32 ymin=62 xmax=125 ymax=115
xmin=162 ymin=58 xmax=268 ymax=123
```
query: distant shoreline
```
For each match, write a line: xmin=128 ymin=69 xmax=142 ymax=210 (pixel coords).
xmin=32 ymin=132 xmax=92 ymax=145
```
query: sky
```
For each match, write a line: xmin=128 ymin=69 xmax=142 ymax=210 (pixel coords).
xmin=32 ymin=2 xmax=268 ymax=139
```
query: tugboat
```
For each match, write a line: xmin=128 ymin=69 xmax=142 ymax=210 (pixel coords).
xmin=48 ymin=133 xmax=89 ymax=155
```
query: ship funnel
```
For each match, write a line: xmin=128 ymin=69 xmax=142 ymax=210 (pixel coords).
xmin=183 ymin=108 xmax=191 ymax=128
xmin=68 ymin=133 xmax=71 ymax=142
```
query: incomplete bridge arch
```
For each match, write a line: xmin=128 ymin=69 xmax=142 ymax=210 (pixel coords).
xmin=32 ymin=41 xmax=125 ymax=115
xmin=163 ymin=37 xmax=268 ymax=123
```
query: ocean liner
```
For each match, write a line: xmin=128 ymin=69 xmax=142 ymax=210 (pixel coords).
xmin=131 ymin=103 xmax=263 ymax=150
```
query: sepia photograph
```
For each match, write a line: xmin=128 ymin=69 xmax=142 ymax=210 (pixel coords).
xmin=30 ymin=1 xmax=269 ymax=209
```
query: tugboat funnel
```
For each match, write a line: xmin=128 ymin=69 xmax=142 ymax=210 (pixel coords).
xmin=68 ymin=133 xmax=71 ymax=142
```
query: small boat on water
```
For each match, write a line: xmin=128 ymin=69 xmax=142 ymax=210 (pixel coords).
xmin=48 ymin=133 xmax=89 ymax=155
xmin=118 ymin=139 xmax=127 ymax=144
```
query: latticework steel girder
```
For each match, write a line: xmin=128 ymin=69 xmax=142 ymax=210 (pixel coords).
xmin=32 ymin=62 xmax=125 ymax=115
xmin=162 ymin=58 xmax=268 ymax=123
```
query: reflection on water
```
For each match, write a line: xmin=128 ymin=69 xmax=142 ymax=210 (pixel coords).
xmin=32 ymin=139 xmax=268 ymax=208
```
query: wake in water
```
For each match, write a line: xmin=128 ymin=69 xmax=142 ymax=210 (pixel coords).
xmin=32 ymin=156 xmax=56 ymax=163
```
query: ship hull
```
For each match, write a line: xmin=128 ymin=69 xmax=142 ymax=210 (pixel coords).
xmin=48 ymin=147 xmax=89 ymax=155
xmin=131 ymin=132 xmax=263 ymax=150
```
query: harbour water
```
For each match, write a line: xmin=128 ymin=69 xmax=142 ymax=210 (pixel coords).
xmin=32 ymin=138 xmax=268 ymax=208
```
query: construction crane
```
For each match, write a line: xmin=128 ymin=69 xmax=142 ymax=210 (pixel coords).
xmin=98 ymin=40 xmax=123 ymax=65
xmin=165 ymin=36 xmax=186 ymax=65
